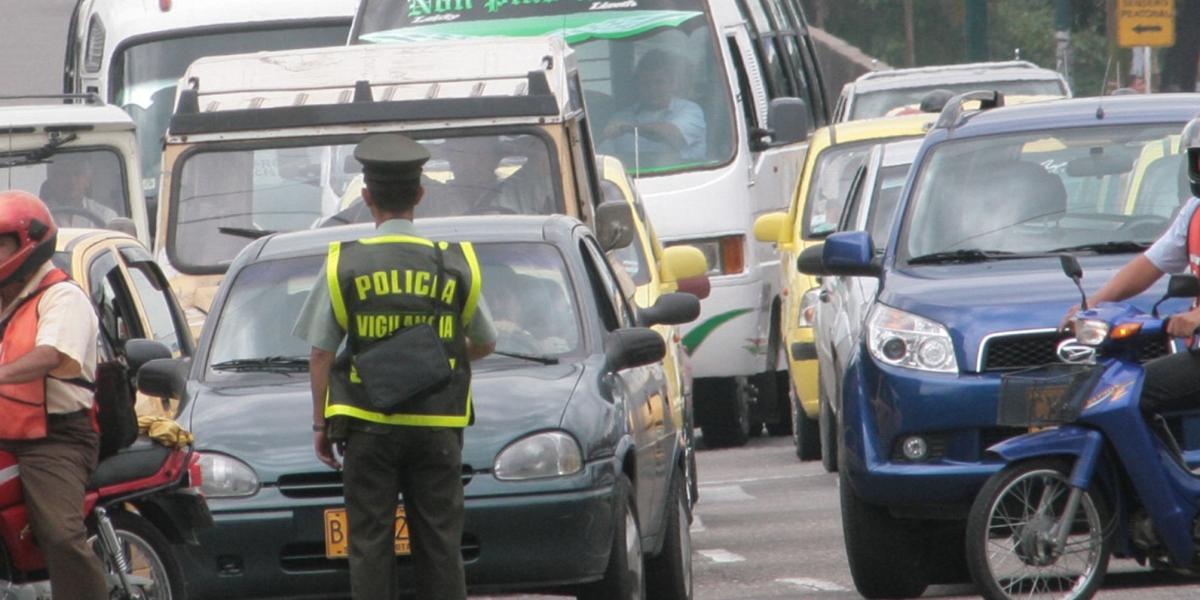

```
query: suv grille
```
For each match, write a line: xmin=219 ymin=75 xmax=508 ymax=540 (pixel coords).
xmin=980 ymin=331 xmax=1171 ymax=371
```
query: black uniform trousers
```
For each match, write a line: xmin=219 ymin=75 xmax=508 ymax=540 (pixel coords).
xmin=343 ymin=424 xmax=466 ymax=600
xmin=1141 ymin=349 xmax=1200 ymax=414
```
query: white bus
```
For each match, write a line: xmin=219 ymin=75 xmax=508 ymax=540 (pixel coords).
xmin=351 ymin=0 xmax=829 ymax=446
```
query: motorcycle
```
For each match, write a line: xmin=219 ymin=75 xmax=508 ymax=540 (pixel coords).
xmin=965 ymin=255 xmax=1200 ymax=600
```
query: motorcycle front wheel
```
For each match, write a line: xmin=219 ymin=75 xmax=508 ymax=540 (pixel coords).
xmin=966 ymin=458 xmax=1111 ymax=600
xmin=93 ymin=511 xmax=186 ymax=600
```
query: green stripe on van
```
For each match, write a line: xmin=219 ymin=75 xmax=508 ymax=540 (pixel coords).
xmin=682 ymin=308 xmax=752 ymax=355
xmin=362 ymin=10 xmax=703 ymax=45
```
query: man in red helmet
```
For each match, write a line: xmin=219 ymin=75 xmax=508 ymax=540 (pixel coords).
xmin=0 ymin=191 xmax=107 ymax=599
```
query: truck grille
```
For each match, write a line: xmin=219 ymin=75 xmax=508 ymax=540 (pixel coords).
xmin=980 ymin=331 xmax=1171 ymax=371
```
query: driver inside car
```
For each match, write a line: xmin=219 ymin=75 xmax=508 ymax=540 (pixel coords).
xmin=1063 ymin=115 xmax=1200 ymax=415
xmin=38 ymin=154 xmax=119 ymax=228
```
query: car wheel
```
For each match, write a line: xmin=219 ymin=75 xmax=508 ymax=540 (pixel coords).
xmin=646 ymin=469 xmax=693 ymax=600
xmin=578 ymin=474 xmax=645 ymax=600
xmin=840 ymin=469 xmax=928 ymax=599
xmin=699 ymin=378 xmax=750 ymax=448
xmin=765 ymin=371 xmax=793 ymax=436
xmin=819 ymin=386 xmax=838 ymax=473
xmin=792 ymin=383 xmax=820 ymax=461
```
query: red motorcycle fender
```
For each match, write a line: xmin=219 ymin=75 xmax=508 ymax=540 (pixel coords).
xmin=0 ymin=505 xmax=44 ymax=573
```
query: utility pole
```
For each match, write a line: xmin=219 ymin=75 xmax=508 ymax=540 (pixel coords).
xmin=965 ymin=0 xmax=988 ymax=62
xmin=1054 ymin=0 xmax=1073 ymax=86
xmin=904 ymin=0 xmax=916 ymax=67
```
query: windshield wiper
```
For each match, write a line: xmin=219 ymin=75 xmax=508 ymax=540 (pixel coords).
xmin=0 ymin=133 xmax=78 ymax=169
xmin=219 ymin=226 xmax=277 ymax=240
xmin=491 ymin=350 xmax=559 ymax=365
xmin=1049 ymin=241 xmax=1151 ymax=254
xmin=210 ymin=356 xmax=310 ymax=372
xmin=907 ymin=249 xmax=1042 ymax=265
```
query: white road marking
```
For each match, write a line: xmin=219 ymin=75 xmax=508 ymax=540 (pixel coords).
xmin=777 ymin=578 xmax=850 ymax=592
xmin=701 ymin=485 xmax=755 ymax=502
xmin=698 ymin=549 xmax=745 ymax=563
xmin=700 ymin=472 xmax=825 ymax=487
xmin=690 ymin=514 xmax=705 ymax=533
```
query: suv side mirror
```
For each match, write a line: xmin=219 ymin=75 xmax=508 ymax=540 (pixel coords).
xmin=767 ymin=98 xmax=808 ymax=146
xmin=1167 ymin=274 xmax=1200 ymax=299
xmin=595 ymin=201 xmax=636 ymax=251
xmin=639 ymin=292 xmax=701 ymax=327
xmin=822 ymin=231 xmax=880 ymax=277
xmin=137 ymin=358 xmax=188 ymax=400
xmin=605 ymin=328 xmax=666 ymax=372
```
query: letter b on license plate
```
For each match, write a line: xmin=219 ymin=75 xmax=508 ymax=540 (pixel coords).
xmin=324 ymin=506 xmax=411 ymax=559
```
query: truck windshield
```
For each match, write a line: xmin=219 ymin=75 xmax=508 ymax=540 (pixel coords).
xmin=112 ymin=23 xmax=350 ymax=197
xmin=0 ymin=148 xmax=131 ymax=230
xmin=899 ymin=123 xmax=1184 ymax=264
xmin=355 ymin=0 xmax=735 ymax=177
xmin=171 ymin=133 xmax=561 ymax=273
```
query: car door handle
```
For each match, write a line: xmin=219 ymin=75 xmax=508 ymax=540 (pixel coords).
xmin=819 ymin=290 xmax=830 ymax=303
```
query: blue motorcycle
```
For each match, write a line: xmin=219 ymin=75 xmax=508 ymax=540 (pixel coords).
xmin=965 ymin=256 xmax=1200 ymax=600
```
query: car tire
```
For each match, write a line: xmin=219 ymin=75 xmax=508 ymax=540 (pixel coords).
xmin=646 ymin=470 xmax=693 ymax=600
xmin=818 ymin=386 xmax=838 ymax=473
xmin=765 ymin=372 xmax=793 ymax=436
xmin=699 ymin=378 xmax=750 ymax=448
xmin=791 ymin=383 xmax=820 ymax=461
xmin=840 ymin=469 xmax=928 ymax=599
xmin=578 ymin=474 xmax=645 ymax=600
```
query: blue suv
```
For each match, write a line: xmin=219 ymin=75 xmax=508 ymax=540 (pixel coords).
xmin=799 ymin=92 xmax=1200 ymax=598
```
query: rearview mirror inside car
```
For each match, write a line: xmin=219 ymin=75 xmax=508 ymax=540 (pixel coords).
xmin=604 ymin=328 xmax=666 ymax=373
xmin=638 ymin=292 xmax=701 ymax=327
xmin=595 ymin=201 xmax=636 ymax=251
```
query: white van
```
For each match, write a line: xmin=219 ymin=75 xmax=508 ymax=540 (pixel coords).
xmin=62 ymin=0 xmax=358 ymax=206
xmin=352 ymin=0 xmax=830 ymax=446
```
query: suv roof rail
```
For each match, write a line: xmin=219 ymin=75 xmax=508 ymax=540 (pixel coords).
xmin=934 ymin=90 xmax=1005 ymax=130
xmin=0 ymin=93 xmax=101 ymax=105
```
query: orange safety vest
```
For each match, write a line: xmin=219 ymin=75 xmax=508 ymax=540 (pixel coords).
xmin=0 ymin=268 xmax=72 ymax=440
xmin=1189 ymin=206 xmax=1200 ymax=280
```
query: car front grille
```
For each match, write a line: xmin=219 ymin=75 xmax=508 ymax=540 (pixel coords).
xmin=277 ymin=466 xmax=476 ymax=499
xmin=980 ymin=331 xmax=1172 ymax=371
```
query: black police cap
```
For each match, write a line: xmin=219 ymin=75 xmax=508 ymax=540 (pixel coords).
xmin=355 ymin=134 xmax=431 ymax=185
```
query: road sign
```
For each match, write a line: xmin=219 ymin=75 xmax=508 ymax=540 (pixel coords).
xmin=1117 ymin=0 xmax=1175 ymax=48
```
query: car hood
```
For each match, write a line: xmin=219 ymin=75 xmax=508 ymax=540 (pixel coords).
xmin=183 ymin=363 xmax=584 ymax=483
xmin=879 ymin=255 xmax=1187 ymax=372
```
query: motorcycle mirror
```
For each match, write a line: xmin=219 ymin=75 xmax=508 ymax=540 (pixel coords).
xmin=1166 ymin=274 xmax=1200 ymax=299
xmin=1059 ymin=255 xmax=1087 ymax=311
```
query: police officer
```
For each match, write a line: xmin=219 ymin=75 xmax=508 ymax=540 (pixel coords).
xmin=294 ymin=134 xmax=496 ymax=600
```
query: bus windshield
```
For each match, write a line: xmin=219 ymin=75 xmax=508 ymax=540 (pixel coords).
xmin=112 ymin=23 xmax=350 ymax=197
xmin=356 ymin=0 xmax=735 ymax=177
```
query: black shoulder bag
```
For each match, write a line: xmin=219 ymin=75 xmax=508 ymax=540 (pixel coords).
xmin=353 ymin=243 xmax=454 ymax=413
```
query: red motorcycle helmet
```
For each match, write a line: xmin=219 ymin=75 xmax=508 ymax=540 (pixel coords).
xmin=1184 ymin=115 xmax=1200 ymax=198
xmin=0 ymin=191 xmax=58 ymax=289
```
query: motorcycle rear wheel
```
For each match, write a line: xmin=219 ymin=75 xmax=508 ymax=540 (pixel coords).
xmin=96 ymin=511 xmax=186 ymax=600
xmin=966 ymin=458 xmax=1111 ymax=600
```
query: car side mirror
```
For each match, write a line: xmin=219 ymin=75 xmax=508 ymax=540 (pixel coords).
xmin=137 ymin=358 xmax=188 ymax=400
xmin=676 ymin=275 xmax=711 ymax=300
xmin=767 ymin=97 xmax=808 ymax=146
xmin=1167 ymin=274 xmax=1200 ymax=299
xmin=605 ymin=328 xmax=666 ymax=372
xmin=595 ymin=201 xmax=636 ymax=251
xmin=753 ymin=211 xmax=789 ymax=243
xmin=822 ymin=231 xmax=880 ymax=277
xmin=638 ymin=292 xmax=701 ymax=327
xmin=124 ymin=339 xmax=172 ymax=374
xmin=796 ymin=243 xmax=827 ymax=276
xmin=661 ymin=245 xmax=708 ymax=281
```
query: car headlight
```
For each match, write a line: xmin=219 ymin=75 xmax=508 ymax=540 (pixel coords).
xmin=867 ymin=305 xmax=958 ymax=373
xmin=198 ymin=453 xmax=260 ymax=498
xmin=493 ymin=431 xmax=583 ymax=481
xmin=1074 ymin=319 xmax=1109 ymax=346
xmin=797 ymin=287 xmax=821 ymax=327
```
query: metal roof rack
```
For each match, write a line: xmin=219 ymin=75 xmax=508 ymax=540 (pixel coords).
xmin=934 ymin=90 xmax=1005 ymax=131
xmin=0 ymin=93 xmax=101 ymax=105
xmin=857 ymin=60 xmax=1049 ymax=82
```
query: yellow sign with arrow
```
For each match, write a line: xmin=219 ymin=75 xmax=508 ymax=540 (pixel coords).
xmin=1117 ymin=0 xmax=1175 ymax=48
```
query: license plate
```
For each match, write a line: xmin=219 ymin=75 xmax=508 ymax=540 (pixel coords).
xmin=324 ymin=507 xmax=411 ymax=559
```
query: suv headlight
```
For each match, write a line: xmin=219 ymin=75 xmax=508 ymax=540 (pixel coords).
xmin=867 ymin=305 xmax=958 ymax=373
xmin=198 ymin=453 xmax=260 ymax=498
xmin=494 ymin=431 xmax=583 ymax=481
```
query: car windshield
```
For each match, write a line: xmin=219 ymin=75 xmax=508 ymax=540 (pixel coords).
xmin=899 ymin=123 xmax=1184 ymax=263
xmin=112 ymin=23 xmax=350 ymax=197
xmin=356 ymin=0 xmax=735 ymax=177
xmin=851 ymin=79 xmax=1065 ymax=120
xmin=0 ymin=148 xmax=131 ymax=230
xmin=206 ymin=242 xmax=582 ymax=373
xmin=802 ymin=141 xmax=884 ymax=240
xmin=171 ymin=133 xmax=560 ymax=272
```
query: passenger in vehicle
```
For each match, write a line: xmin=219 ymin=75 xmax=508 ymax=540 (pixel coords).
xmin=39 ymin=154 xmax=119 ymax=228
xmin=600 ymin=49 xmax=707 ymax=168
xmin=940 ymin=161 xmax=1066 ymax=252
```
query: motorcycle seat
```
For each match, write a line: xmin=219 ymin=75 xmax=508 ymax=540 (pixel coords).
xmin=87 ymin=436 xmax=172 ymax=490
